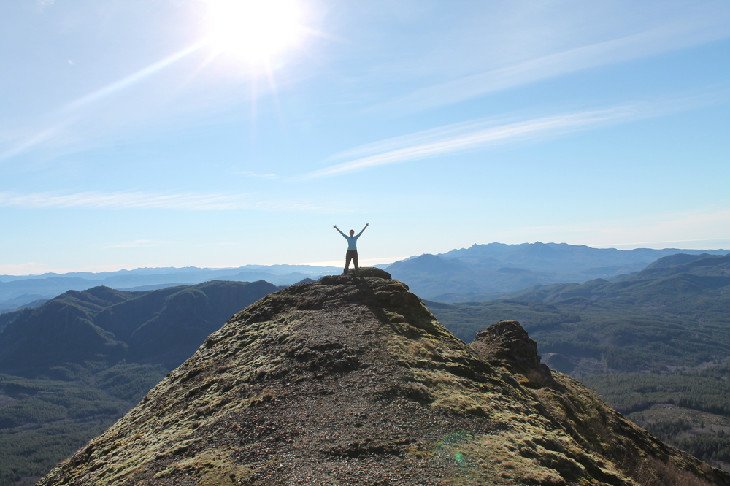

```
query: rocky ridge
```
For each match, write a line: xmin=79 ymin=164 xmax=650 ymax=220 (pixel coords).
xmin=40 ymin=268 xmax=730 ymax=485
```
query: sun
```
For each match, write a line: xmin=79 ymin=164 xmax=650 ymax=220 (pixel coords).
xmin=204 ymin=0 xmax=307 ymax=68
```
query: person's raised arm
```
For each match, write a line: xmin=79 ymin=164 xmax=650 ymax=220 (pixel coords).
xmin=356 ymin=223 xmax=369 ymax=237
xmin=334 ymin=225 xmax=346 ymax=238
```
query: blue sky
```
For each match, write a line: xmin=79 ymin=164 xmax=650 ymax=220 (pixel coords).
xmin=1 ymin=0 xmax=729 ymax=274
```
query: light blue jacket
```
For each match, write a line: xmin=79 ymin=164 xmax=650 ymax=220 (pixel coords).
xmin=337 ymin=227 xmax=367 ymax=250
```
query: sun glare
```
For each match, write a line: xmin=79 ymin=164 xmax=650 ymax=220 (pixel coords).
xmin=204 ymin=0 xmax=306 ymax=68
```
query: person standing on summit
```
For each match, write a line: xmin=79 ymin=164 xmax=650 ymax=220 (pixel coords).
xmin=334 ymin=223 xmax=369 ymax=274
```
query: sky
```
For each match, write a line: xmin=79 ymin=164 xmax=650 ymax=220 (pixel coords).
xmin=1 ymin=0 xmax=729 ymax=274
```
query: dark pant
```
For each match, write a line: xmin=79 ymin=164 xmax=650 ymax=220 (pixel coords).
xmin=344 ymin=250 xmax=358 ymax=273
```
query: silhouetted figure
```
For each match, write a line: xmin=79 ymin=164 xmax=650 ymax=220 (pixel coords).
xmin=334 ymin=223 xmax=369 ymax=274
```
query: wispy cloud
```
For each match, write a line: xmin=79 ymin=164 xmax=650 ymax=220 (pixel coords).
xmin=0 ymin=190 xmax=321 ymax=211
xmin=0 ymin=42 xmax=206 ymax=162
xmin=307 ymin=107 xmax=633 ymax=178
xmin=0 ymin=124 xmax=71 ymax=161
xmin=372 ymin=10 xmax=730 ymax=114
xmin=307 ymin=92 xmax=724 ymax=178
xmin=63 ymin=42 xmax=206 ymax=113
xmin=36 ymin=0 xmax=55 ymax=12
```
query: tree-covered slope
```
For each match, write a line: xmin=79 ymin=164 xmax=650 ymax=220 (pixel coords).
xmin=429 ymin=253 xmax=730 ymax=470
xmin=0 ymin=281 xmax=277 ymax=374
xmin=0 ymin=280 xmax=278 ymax=485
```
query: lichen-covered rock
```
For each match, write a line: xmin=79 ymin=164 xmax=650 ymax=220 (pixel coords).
xmin=40 ymin=277 xmax=729 ymax=486
xmin=471 ymin=319 xmax=553 ymax=386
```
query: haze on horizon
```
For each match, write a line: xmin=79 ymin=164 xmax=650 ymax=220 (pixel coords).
xmin=1 ymin=0 xmax=729 ymax=275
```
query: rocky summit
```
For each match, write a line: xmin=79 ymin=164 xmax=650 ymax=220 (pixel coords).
xmin=40 ymin=268 xmax=729 ymax=485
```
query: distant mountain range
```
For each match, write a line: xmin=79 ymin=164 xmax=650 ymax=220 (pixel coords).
xmin=3 ymin=242 xmax=727 ymax=312
xmin=0 ymin=264 xmax=337 ymax=313
xmin=387 ymin=242 xmax=728 ymax=301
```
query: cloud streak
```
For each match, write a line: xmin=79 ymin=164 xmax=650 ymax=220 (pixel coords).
xmin=373 ymin=10 xmax=730 ymax=114
xmin=307 ymin=91 xmax=725 ymax=178
xmin=36 ymin=0 xmax=55 ymax=12
xmin=0 ymin=124 xmax=70 ymax=161
xmin=64 ymin=42 xmax=206 ymax=112
xmin=0 ymin=190 xmax=320 ymax=211
xmin=0 ymin=42 xmax=206 ymax=162
xmin=307 ymin=107 xmax=635 ymax=178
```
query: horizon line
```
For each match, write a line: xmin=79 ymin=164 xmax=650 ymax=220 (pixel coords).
xmin=2 ymin=241 xmax=728 ymax=277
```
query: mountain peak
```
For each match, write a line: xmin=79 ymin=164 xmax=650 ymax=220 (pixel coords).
xmin=41 ymin=272 xmax=728 ymax=485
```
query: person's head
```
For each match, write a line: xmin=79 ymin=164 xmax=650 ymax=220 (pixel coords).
xmin=349 ymin=229 xmax=355 ymax=236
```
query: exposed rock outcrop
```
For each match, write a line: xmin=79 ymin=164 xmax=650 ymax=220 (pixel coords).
xmin=470 ymin=319 xmax=553 ymax=386
xmin=40 ymin=271 xmax=729 ymax=485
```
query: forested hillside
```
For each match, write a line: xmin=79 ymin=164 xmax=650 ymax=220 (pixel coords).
xmin=0 ymin=280 xmax=278 ymax=485
xmin=429 ymin=253 xmax=730 ymax=470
